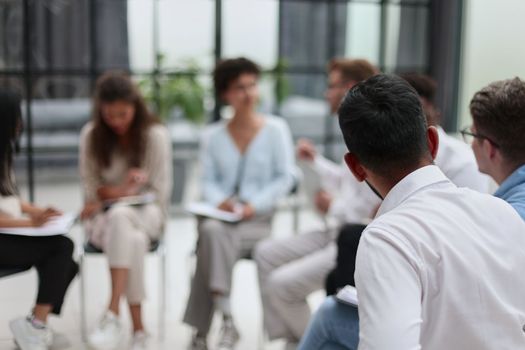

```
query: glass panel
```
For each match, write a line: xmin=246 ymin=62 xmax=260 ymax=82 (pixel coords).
xmin=223 ymin=0 xmax=278 ymax=69
xmin=158 ymin=0 xmax=214 ymax=71
xmin=392 ymin=3 xmax=430 ymax=72
xmin=345 ymin=2 xmax=381 ymax=65
xmin=29 ymin=0 xmax=90 ymax=70
xmin=0 ymin=1 xmax=23 ymax=70
xmin=128 ymin=0 xmax=154 ymax=71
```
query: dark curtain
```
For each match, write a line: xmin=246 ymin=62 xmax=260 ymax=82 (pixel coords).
xmin=396 ymin=0 xmax=463 ymax=131
xmin=279 ymin=1 xmax=347 ymax=99
xmin=0 ymin=0 xmax=129 ymax=99
xmin=428 ymin=0 xmax=463 ymax=132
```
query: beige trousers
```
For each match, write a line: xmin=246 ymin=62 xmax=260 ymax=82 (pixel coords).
xmin=253 ymin=225 xmax=338 ymax=342
xmin=85 ymin=204 xmax=163 ymax=304
xmin=183 ymin=216 xmax=272 ymax=335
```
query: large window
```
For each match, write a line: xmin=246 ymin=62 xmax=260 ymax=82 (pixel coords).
xmin=1 ymin=0 xmax=456 ymax=203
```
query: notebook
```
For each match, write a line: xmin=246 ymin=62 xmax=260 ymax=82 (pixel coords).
xmin=0 ymin=212 xmax=76 ymax=237
xmin=186 ymin=202 xmax=242 ymax=223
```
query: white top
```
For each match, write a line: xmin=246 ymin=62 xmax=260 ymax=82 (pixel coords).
xmin=0 ymin=195 xmax=22 ymax=218
xmin=310 ymin=128 xmax=490 ymax=226
xmin=355 ymin=165 xmax=525 ymax=350
xmin=79 ymin=122 xmax=173 ymax=219
xmin=200 ymin=115 xmax=295 ymax=214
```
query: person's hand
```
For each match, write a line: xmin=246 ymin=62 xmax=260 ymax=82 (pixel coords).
xmin=218 ymin=199 xmax=235 ymax=213
xmin=241 ymin=203 xmax=255 ymax=220
xmin=297 ymin=138 xmax=317 ymax=161
xmin=80 ymin=202 xmax=102 ymax=220
xmin=29 ymin=208 xmax=60 ymax=227
xmin=126 ymin=168 xmax=148 ymax=187
xmin=315 ymin=190 xmax=332 ymax=214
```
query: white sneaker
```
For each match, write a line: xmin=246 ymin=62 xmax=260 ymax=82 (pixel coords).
xmin=216 ymin=318 xmax=239 ymax=350
xmin=9 ymin=317 xmax=52 ymax=350
xmin=131 ymin=330 xmax=149 ymax=350
xmin=87 ymin=311 xmax=123 ymax=350
xmin=189 ymin=335 xmax=208 ymax=350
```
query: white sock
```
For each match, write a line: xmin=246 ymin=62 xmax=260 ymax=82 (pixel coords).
xmin=213 ymin=295 xmax=232 ymax=317
xmin=28 ymin=315 xmax=46 ymax=330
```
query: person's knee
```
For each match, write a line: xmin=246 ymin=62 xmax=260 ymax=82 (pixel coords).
xmin=268 ymin=268 xmax=302 ymax=303
xmin=316 ymin=297 xmax=338 ymax=321
xmin=253 ymin=238 xmax=274 ymax=269
xmin=55 ymin=236 xmax=75 ymax=256
xmin=198 ymin=219 xmax=225 ymax=241
xmin=107 ymin=206 xmax=135 ymax=224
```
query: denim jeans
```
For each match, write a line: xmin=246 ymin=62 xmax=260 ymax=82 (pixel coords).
xmin=298 ymin=296 xmax=360 ymax=350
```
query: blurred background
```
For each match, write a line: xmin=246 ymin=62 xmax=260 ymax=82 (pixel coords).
xmin=1 ymin=1 xmax=525 ymax=349
xmin=5 ymin=0 xmax=524 ymax=207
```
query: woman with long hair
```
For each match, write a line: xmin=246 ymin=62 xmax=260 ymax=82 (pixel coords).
xmin=183 ymin=57 xmax=295 ymax=350
xmin=0 ymin=88 xmax=78 ymax=350
xmin=79 ymin=72 xmax=172 ymax=350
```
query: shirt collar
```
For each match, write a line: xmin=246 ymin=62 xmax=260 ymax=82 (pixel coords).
xmin=376 ymin=165 xmax=452 ymax=217
xmin=494 ymin=164 xmax=525 ymax=199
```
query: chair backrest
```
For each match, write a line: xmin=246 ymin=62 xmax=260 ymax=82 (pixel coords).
xmin=0 ymin=266 xmax=31 ymax=279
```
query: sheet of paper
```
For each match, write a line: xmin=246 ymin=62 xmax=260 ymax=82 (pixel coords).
xmin=335 ymin=285 xmax=359 ymax=307
xmin=186 ymin=202 xmax=242 ymax=223
xmin=0 ymin=212 xmax=76 ymax=237
xmin=104 ymin=193 xmax=156 ymax=209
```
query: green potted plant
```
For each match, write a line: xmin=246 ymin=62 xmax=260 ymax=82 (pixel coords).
xmin=139 ymin=56 xmax=206 ymax=124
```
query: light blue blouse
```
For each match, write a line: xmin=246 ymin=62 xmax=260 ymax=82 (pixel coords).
xmin=201 ymin=115 xmax=295 ymax=214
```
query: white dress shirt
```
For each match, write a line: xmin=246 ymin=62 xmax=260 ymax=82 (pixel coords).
xmin=355 ymin=165 xmax=525 ymax=350
xmin=436 ymin=127 xmax=491 ymax=192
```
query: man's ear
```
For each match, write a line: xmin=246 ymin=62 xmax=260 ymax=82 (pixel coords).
xmin=483 ymin=139 xmax=499 ymax=160
xmin=427 ymin=126 xmax=439 ymax=160
xmin=344 ymin=152 xmax=367 ymax=182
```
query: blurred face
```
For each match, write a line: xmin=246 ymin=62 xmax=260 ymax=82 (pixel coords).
xmin=101 ymin=100 xmax=135 ymax=136
xmin=223 ymin=73 xmax=259 ymax=112
xmin=325 ymin=70 xmax=355 ymax=114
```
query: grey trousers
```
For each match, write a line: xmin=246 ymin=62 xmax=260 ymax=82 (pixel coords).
xmin=253 ymin=225 xmax=338 ymax=342
xmin=183 ymin=215 xmax=272 ymax=335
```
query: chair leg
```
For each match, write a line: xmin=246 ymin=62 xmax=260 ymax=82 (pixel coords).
xmin=79 ymin=253 xmax=87 ymax=342
xmin=159 ymin=247 xmax=167 ymax=341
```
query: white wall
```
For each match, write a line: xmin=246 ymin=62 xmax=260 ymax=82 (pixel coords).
xmin=459 ymin=0 xmax=525 ymax=128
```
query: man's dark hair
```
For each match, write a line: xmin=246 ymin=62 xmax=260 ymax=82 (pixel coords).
xmin=399 ymin=73 xmax=437 ymax=103
xmin=338 ymin=74 xmax=431 ymax=177
xmin=470 ymin=77 xmax=525 ymax=166
xmin=400 ymin=73 xmax=440 ymax=126
xmin=213 ymin=57 xmax=260 ymax=98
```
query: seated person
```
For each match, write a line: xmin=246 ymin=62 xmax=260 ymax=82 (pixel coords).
xmin=183 ymin=57 xmax=295 ymax=350
xmin=0 ymin=88 xmax=78 ymax=350
xmin=465 ymin=77 xmax=525 ymax=219
xmin=253 ymin=59 xmax=380 ymax=350
xmin=299 ymin=75 xmax=525 ymax=350
xmin=79 ymin=72 xmax=172 ymax=350
xmin=325 ymin=73 xmax=491 ymax=295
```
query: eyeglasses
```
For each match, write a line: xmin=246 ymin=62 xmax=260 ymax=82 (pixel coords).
xmin=460 ymin=127 xmax=499 ymax=147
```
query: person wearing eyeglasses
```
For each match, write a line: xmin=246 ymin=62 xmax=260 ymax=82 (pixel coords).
xmin=299 ymin=74 xmax=525 ymax=350
xmin=462 ymin=77 xmax=525 ymax=220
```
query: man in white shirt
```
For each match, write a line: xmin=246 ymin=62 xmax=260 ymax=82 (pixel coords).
xmin=254 ymin=59 xmax=380 ymax=348
xmin=299 ymin=74 xmax=525 ymax=350
xmin=325 ymin=73 xmax=491 ymax=295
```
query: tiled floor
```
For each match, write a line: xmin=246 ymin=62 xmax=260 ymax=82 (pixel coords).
xmin=0 ymin=181 xmax=326 ymax=350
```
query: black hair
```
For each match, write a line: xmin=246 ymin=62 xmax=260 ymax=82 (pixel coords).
xmin=0 ymin=88 xmax=23 ymax=196
xmin=213 ymin=57 xmax=260 ymax=99
xmin=338 ymin=74 xmax=431 ymax=177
